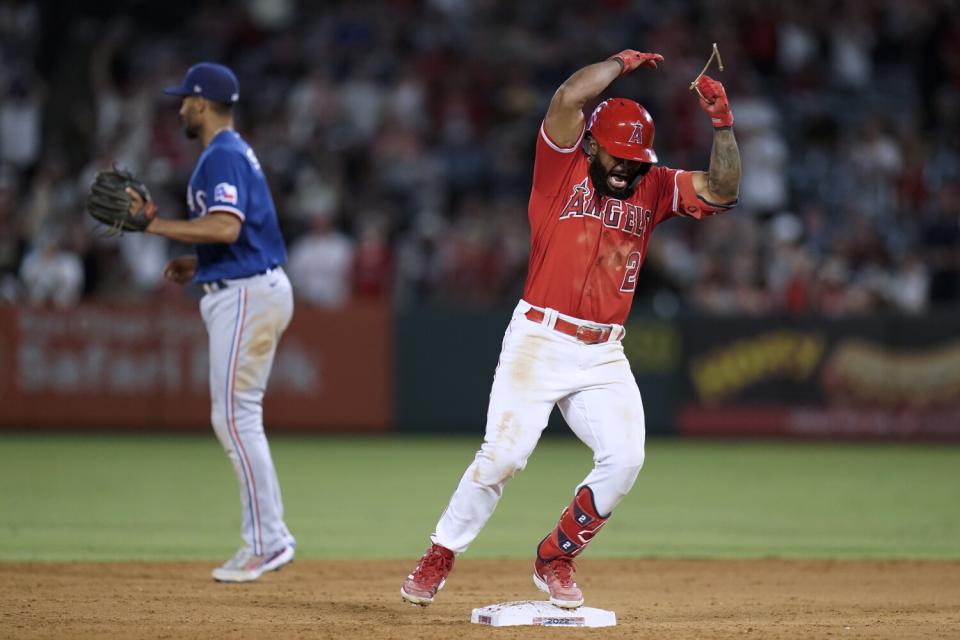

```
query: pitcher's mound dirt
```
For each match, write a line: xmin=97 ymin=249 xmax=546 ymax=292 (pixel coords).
xmin=2 ymin=559 xmax=958 ymax=639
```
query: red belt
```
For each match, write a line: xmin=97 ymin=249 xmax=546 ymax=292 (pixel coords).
xmin=524 ymin=308 xmax=615 ymax=345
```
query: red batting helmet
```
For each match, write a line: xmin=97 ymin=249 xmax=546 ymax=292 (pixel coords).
xmin=587 ymin=98 xmax=658 ymax=163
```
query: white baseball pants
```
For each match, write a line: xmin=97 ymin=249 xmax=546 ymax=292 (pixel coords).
xmin=432 ymin=300 xmax=646 ymax=554
xmin=200 ymin=267 xmax=295 ymax=556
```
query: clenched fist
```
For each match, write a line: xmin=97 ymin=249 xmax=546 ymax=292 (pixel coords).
xmin=695 ymin=75 xmax=733 ymax=128
xmin=164 ymin=255 xmax=198 ymax=284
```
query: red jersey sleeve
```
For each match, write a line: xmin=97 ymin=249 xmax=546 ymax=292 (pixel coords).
xmin=532 ymin=120 xmax=586 ymax=197
xmin=654 ymin=168 xmax=738 ymax=221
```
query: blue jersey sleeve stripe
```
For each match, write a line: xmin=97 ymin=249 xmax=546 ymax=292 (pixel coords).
xmin=208 ymin=206 xmax=246 ymax=221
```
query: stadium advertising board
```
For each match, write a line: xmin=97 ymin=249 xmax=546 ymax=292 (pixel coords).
xmin=0 ymin=303 xmax=391 ymax=431
xmin=677 ymin=316 xmax=960 ymax=440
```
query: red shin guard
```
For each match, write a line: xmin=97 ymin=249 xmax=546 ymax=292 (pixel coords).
xmin=536 ymin=485 xmax=609 ymax=561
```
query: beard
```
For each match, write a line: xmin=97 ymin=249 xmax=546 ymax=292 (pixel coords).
xmin=183 ymin=119 xmax=200 ymax=139
xmin=588 ymin=158 xmax=650 ymax=199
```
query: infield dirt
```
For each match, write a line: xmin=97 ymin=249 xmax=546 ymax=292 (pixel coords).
xmin=2 ymin=559 xmax=958 ymax=639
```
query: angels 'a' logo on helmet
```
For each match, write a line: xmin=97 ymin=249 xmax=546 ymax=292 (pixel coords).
xmin=587 ymin=98 xmax=658 ymax=163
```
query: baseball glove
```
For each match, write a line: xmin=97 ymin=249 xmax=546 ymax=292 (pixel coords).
xmin=86 ymin=167 xmax=157 ymax=234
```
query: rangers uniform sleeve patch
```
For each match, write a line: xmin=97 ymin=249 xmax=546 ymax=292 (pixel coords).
xmin=214 ymin=182 xmax=239 ymax=205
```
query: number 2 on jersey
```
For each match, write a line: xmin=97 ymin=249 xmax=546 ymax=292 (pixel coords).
xmin=619 ymin=251 xmax=642 ymax=293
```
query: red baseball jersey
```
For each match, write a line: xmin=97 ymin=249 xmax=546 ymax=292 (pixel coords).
xmin=522 ymin=122 xmax=735 ymax=325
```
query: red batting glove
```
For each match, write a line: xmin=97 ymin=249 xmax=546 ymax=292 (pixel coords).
xmin=608 ymin=50 xmax=664 ymax=77
xmin=696 ymin=75 xmax=733 ymax=128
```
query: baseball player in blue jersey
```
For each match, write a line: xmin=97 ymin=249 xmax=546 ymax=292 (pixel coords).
xmin=129 ymin=62 xmax=296 ymax=582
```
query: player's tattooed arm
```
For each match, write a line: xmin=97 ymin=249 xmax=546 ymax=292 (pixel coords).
xmin=705 ymin=127 xmax=740 ymax=203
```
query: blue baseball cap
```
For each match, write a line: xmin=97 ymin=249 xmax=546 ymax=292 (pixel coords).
xmin=163 ymin=62 xmax=239 ymax=104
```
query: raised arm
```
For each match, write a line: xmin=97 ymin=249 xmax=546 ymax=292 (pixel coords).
xmin=543 ymin=50 xmax=664 ymax=148
xmin=689 ymin=75 xmax=741 ymax=205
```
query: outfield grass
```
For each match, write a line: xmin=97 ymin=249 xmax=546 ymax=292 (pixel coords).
xmin=0 ymin=435 xmax=957 ymax=562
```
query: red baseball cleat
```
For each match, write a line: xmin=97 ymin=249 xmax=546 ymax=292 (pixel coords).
xmin=533 ymin=557 xmax=584 ymax=609
xmin=401 ymin=543 xmax=455 ymax=606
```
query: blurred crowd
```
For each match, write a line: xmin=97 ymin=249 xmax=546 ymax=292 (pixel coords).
xmin=1 ymin=0 xmax=959 ymax=316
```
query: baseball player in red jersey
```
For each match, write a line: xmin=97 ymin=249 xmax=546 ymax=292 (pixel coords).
xmin=401 ymin=50 xmax=741 ymax=608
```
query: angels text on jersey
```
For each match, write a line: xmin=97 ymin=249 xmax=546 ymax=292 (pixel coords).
xmin=558 ymin=177 xmax=654 ymax=240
